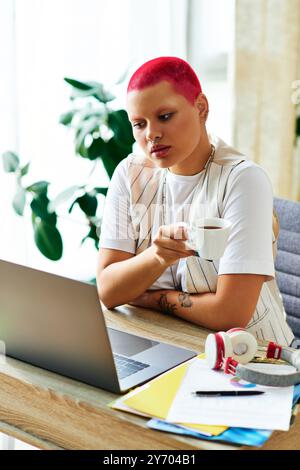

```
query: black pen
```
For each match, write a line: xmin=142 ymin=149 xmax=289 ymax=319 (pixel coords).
xmin=191 ymin=391 xmax=265 ymax=397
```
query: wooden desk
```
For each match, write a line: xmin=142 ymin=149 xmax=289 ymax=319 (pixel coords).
xmin=0 ymin=305 xmax=299 ymax=450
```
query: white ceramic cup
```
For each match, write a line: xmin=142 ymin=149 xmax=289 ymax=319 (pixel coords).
xmin=180 ymin=217 xmax=232 ymax=261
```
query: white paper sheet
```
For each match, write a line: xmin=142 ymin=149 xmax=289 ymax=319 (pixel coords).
xmin=167 ymin=358 xmax=294 ymax=431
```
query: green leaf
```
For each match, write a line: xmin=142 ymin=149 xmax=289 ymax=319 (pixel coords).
xmin=64 ymin=78 xmax=115 ymax=103
xmin=26 ymin=181 xmax=49 ymax=195
xmin=2 ymin=151 xmax=20 ymax=173
xmin=74 ymin=117 xmax=101 ymax=156
xmin=30 ymin=194 xmax=57 ymax=224
xmin=93 ymin=187 xmax=108 ymax=197
xmin=32 ymin=218 xmax=63 ymax=261
xmin=77 ymin=141 xmax=89 ymax=158
xmin=12 ymin=186 xmax=26 ymax=216
xmin=81 ymin=224 xmax=99 ymax=249
xmin=107 ymin=110 xmax=134 ymax=144
xmin=98 ymin=146 xmax=117 ymax=179
xmin=20 ymin=162 xmax=30 ymax=177
xmin=100 ymin=137 xmax=131 ymax=179
xmin=64 ymin=77 xmax=94 ymax=91
xmin=92 ymin=84 xmax=115 ymax=104
xmin=59 ymin=109 xmax=78 ymax=126
xmin=86 ymin=136 xmax=106 ymax=159
xmin=74 ymin=193 xmax=98 ymax=216
xmin=48 ymin=185 xmax=82 ymax=213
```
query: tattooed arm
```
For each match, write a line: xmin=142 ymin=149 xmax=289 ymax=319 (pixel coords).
xmin=128 ymin=273 xmax=264 ymax=330
xmin=128 ymin=290 xmax=178 ymax=315
xmin=128 ymin=289 xmax=223 ymax=329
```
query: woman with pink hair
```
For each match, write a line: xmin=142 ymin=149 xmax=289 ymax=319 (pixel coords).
xmin=96 ymin=57 xmax=294 ymax=346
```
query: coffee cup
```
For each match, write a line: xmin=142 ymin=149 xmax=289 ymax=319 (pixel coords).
xmin=179 ymin=217 xmax=232 ymax=261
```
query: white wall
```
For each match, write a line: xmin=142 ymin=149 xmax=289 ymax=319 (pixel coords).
xmin=0 ymin=0 xmax=29 ymax=267
xmin=188 ymin=0 xmax=235 ymax=143
xmin=0 ymin=0 xmax=234 ymax=281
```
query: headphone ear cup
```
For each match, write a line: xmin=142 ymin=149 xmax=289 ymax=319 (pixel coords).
xmin=227 ymin=329 xmax=257 ymax=364
xmin=205 ymin=332 xmax=233 ymax=369
xmin=221 ymin=332 xmax=234 ymax=358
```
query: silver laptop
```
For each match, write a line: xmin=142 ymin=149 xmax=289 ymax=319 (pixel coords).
xmin=0 ymin=259 xmax=196 ymax=393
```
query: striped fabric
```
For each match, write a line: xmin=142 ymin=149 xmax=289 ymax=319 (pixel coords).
xmin=129 ymin=155 xmax=163 ymax=254
xmin=184 ymin=158 xmax=245 ymax=292
xmin=127 ymin=136 xmax=295 ymax=345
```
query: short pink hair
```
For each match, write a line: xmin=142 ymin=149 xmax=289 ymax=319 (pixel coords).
xmin=127 ymin=56 xmax=202 ymax=105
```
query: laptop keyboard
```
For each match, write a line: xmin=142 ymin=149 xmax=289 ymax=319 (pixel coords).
xmin=114 ymin=354 xmax=150 ymax=379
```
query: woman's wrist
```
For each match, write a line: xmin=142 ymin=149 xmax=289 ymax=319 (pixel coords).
xmin=129 ymin=289 xmax=176 ymax=313
xmin=147 ymin=244 xmax=171 ymax=269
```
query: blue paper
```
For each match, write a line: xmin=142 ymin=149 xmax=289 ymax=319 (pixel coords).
xmin=293 ymin=383 xmax=300 ymax=406
xmin=147 ymin=419 xmax=272 ymax=447
xmin=147 ymin=384 xmax=300 ymax=447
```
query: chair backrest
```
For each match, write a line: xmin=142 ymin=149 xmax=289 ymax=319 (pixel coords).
xmin=274 ymin=197 xmax=300 ymax=340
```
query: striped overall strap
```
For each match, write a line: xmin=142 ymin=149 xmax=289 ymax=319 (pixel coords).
xmin=128 ymin=155 xmax=163 ymax=255
xmin=185 ymin=159 xmax=245 ymax=293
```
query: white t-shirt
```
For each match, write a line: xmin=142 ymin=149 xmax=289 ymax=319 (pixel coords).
xmin=99 ymin=135 xmax=294 ymax=345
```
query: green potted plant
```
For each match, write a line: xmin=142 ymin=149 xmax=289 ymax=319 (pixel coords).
xmin=2 ymin=77 xmax=134 ymax=261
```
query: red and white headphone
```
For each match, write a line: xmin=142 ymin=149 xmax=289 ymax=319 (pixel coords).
xmin=205 ymin=328 xmax=300 ymax=387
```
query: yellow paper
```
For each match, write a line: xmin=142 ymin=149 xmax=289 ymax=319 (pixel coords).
xmin=122 ymin=355 xmax=227 ymax=436
xmin=124 ymin=360 xmax=188 ymax=419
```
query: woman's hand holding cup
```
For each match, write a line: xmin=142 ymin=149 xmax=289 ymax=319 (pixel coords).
xmin=182 ymin=217 xmax=232 ymax=261
xmin=152 ymin=224 xmax=196 ymax=268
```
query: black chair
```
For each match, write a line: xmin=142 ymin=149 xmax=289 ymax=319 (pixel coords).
xmin=274 ymin=197 xmax=300 ymax=340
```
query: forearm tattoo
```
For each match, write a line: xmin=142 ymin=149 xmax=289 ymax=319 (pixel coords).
xmin=157 ymin=294 xmax=177 ymax=315
xmin=178 ymin=292 xmax=193 ymax=308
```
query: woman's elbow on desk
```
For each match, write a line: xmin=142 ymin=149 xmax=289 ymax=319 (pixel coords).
xmin=96 ymin=271 xmax=116 ymax=310
xmin=96 ymin=270 xmax=136 ymax=310
xmin=97 ymin=288 xmax=122 ymax=310
xmin=96 ymin=276 xmax=120 ymax=310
